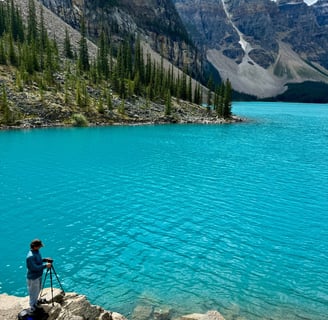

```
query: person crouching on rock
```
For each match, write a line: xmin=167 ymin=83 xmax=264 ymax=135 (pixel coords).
xmin=26 ymin=239 xmax=52 ymax=312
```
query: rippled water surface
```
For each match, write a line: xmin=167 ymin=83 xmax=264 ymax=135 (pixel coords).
xmin=0 ymin=102 xmax=327 ymax=320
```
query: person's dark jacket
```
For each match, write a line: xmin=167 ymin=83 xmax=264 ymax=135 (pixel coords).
xmin=26 ymin=249 xmax=45 ymax=280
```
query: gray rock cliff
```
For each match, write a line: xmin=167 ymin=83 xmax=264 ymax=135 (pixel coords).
xmin=173 ymin=0 xmax=328 ymax=98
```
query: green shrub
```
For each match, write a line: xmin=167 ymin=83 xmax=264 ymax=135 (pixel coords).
xmin=71 ymin=113 xmax=89 ymax=127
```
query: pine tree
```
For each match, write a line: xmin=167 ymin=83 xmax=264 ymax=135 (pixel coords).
xmin=206 ymin=88 xmax=212 ymax=108
xmin=168 ymin=65 xmax=174 ymax=96
xmin=106 ymin=89 xmax=112 ymax=111
xmin=0 ymin=3 xmax=6 ymax=37
xmin=145 ymin=53 xmax=152 ymax=85
xmin=39 ymin=5 xmax=48 ymax=49
xmin=127 ymin=79 xmax=134 ymax=98
xmin=165 ymin=89 xmax=172 ymax=116
xmin=133 ymin=71 xmax=141 ymax=96
xmin=44 ymin=40 xmax=56 ymax=83
xmin=180 ymin=71 xmax=187 ymax=101
xmin=27 ymin=41 xmax=39 ymax=72
xmin=0 ymin=39 xmax=6 ymax=65
xmin=111 ymin=66 xmax=119 ymax=93
xmin=78 ymin=17 xmax=90 ymax=72
xmin=27 ymin=0 xmax=37 ymax=44
xmin=15 ymin=71 xmax=23 ymax=91
xmin=134 ymin=35 xmax=144 ymax=82
xmin=14 ymin=6 xmax=25 ymax=42
xmin=64 ymin=78 xmax=69 ymax=104
xmin=154 ymin=62 xmax=162 ymax=98
xmin=193 ymin=83 xmax=201 ymax=105
xmin=1 ymin=85 xmax=14 ymax=125
xmin=76 ymin=80 xmax=82 ymax=107
xmin=207 ymin=75 xmax=213 ymax=107
xmin=81 ymin=80 xmax=89 ymax=108
xmin=200 ymin=87 xmax=203 ymax=105
xmin=116 ymin=44 xmax=124 ymax=80
xmin=64 ymin=28 xmax=74 ymax=59
xmin=123 ymin=39 xmax=132 ymax=79
xmin=187 ymin=76 xmax=192 ymax=102
xmin=98 ymin=97 xmax=104 ymax=114
xmin=119 ymin=78 xmax=126 ymax=99
xmin=213 ymin=85 xmax=219 ymax=113
xmin=223 ymin=79 xmax=232 ymax=118
xmin=10 ymin=0 xmax=24 ymax=42
xmin=97 ymin=29 xmax=109 ymax=79
xmin=89 ymin=59 xmax=98 ymax=84
xmin=159 ymin=55 xmax=164 ymax=95
xmin=108 ymin=42 xmax=114 ymax=75
xmin=0 ymin=84 xmax=7 ymax=113
xmin=176 ymin=73 xmax=181 ymax=103
xmin=8 ymin=33 xmax=18 ymax=66
xmin=118 ymin=99 xmax=125 ymax=115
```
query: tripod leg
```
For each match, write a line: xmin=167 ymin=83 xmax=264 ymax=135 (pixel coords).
xmin=50 ymin=268 xmax=54 ymax=306
xmin=39 ymin=268 xmax=49 ymax=301
xmin=51 ymin=265 xmax=65 ymax=294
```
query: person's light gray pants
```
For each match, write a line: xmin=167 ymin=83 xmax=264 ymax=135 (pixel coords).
xmin=27 ymin=276 xmax=42 ymax=309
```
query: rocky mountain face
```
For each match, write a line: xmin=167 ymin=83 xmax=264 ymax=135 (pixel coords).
xmin=314 ymin=0 xmax=328 ymax=26
xmin=40 ymin=0 xmax=188 ymax=42
xmin=38 ymin=0 xmax=207 ymax=80
xmin=174 ymin=0 xmax=328 ymax=98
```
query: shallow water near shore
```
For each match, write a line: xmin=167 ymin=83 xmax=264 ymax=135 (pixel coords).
xmin=0 ymin=102 xmax=327 ymax=320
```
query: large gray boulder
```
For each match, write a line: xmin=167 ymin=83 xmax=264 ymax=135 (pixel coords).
xmin=180 ymin=311 xmax=226 ymax=320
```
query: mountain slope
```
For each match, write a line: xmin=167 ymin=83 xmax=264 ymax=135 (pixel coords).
xmin=174 ymin=0 xmax=328 ymax=98
xmin=38 ymin=0 xmax=204 ymax=77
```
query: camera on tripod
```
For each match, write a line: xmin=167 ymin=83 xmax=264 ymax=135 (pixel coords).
xmin=40 ymin=259 xmax=65 ymax=307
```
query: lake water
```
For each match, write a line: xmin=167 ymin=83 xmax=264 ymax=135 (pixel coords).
xmin=0 ymin=102 xmax=327 ymax=320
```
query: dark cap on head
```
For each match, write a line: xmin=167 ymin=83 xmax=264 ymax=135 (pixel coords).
xmin=30 ymin=239 xmax=44 ymax=249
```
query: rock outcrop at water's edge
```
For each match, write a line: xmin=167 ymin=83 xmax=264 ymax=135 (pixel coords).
xmin=0 ymin=288 xmax=226 ymax=320
xmin=0 ymin=288 xmax=123 ymax=320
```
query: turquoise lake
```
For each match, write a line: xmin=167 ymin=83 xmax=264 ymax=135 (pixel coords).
xmin=0 ymin=102 xmax=327 ymax=320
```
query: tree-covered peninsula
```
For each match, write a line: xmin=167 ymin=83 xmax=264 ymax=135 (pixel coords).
xmin=0 ymin=0 xmax=234 ymax=129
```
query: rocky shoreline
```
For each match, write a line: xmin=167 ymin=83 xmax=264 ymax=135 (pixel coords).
xmin=0 ymin=113 xmax=244 ymax=131
xmin=0 ymin=91 xmax=244 ymax=131
xmin=0 ymin=288 xmax=226 ymax=320
xmin=0 ymin=64 xmax=243 ymax=131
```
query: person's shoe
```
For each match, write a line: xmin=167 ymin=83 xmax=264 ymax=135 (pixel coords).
xmin=27 ymin=307 xmax=35 ymax=315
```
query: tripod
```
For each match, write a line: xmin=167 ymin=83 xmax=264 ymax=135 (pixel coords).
xmin=39 ymin=264 xmax=65 ymax=306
